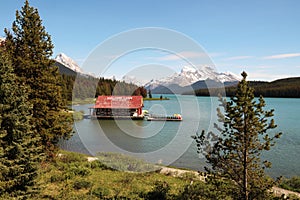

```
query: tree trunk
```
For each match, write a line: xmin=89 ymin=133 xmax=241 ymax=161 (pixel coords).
xmin=243 ymin=110 xmax=249 ymax=200
xmin=243 ymin=154 xmax=248 ymax=200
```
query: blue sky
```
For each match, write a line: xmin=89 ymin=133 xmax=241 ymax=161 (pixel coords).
xmin=1 ymin=0 xmax=300 ymax=81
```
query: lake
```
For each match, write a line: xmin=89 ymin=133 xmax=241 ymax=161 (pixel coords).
xmin=60 ymin=95 xmax=300 ymax=178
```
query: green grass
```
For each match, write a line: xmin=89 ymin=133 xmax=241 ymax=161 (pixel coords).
xmin=280 ymin=176 xmax=300 ymax=193
xmin=36 ymin=151 xmax=195 ymax=199
xmin=32 ymin=151 xmax=299 ymax=199
xmin=95 ymin=152 xmax=161 ymax=172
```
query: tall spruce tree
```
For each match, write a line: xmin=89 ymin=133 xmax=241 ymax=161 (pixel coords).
xmin=0 ymin=49 xmax=42 ymax=198
xmin=194 ymin=72 xmax=282 ymax=200
xmin=5 ymin=0 xmax=73 ymax=158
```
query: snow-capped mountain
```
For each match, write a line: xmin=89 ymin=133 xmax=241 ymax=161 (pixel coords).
xmin=55 ymin=53 xmax=83 ymax=74
xmin=145 ymin=65 xmax=240 ymax=89
xmin=122 ymin=75 xmax=148 ymax=86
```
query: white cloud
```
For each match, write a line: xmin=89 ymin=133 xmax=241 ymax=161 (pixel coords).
xmin=263 ymin=53 xmax=300 ymax=59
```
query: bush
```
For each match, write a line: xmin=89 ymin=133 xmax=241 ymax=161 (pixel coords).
xmin=91 ymin=186 xmax=111 ymax=198
xmin=87 ymin=160 xmax=114 ymax=170
xmin=50 ymin=173 xmax=65 ymax=183
xmin=68 ymin=165 xmax=91 ymax=177
xmin=180 ymin=172 xmax=197 ymax=181
xmin=73 ymin=110 xmax=84 ymax=121
xmin=145 ymin=181 xmax=170 ymax=200
xmin=177 ymin=179 xmax=237 ymax=200
xmin=58 ymin=152 xmax=86 ymax=163
xmin=280 ymin=176 xmax=300 ymax=193
xmin=73 ymin=179 xmax=92 ymax=190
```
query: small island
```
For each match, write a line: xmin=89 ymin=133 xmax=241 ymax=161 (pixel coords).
xmin=143 ymin=97 xmax=170 ymax=101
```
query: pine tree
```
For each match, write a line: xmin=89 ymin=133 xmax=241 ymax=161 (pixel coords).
xmin=194 ymin=72 xmax=282 ymax=200
xmin=5 ymin=0 xmax=73 ymax=158
xmin=0 ymin=49 xmax=42 ymax=198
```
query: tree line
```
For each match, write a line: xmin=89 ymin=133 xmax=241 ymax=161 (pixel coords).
xmin=60 ymin=74 xmax=147 ymax=101
xmin=194 ymin=77 xmax=300 ymax=98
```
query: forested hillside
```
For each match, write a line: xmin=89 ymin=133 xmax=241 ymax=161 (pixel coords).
xmin=193 ymin=77 xmax=300 ymax=98
xmin=60 ymin=73 xmax=147 ymax=101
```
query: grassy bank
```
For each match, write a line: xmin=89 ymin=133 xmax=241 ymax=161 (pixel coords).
xmin=32 ymin=150 xmax=300 ymax=199
xmin=37 ymin=151 xmax=194 ymax=199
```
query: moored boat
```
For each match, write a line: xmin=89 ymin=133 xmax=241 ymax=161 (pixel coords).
xmin=146 ymin=114 xmax=182 ymax=121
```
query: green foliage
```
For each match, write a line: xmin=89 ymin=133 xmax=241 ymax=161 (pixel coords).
xmin=73 ymin=179 xmax=92 ymax=190
xmin=60 ymin=74 xmax=148 ymax=101
xmin=0 ymin=47 xmax=42 ymax=198
xmin=95 ymin=152 xmax=161 ymax=172
xmin=194 ymin=72 xmax=282 ymax=200
xmin=194 ymin=77 xmax=300 ymax=98
xmin=72 ymin=110 xmax=84 ymax=121
xmin=280 ymin=176 xmax=300 ymax=193
xmin=177 ymin=179 xmax=235 ymax=200
xmin=36 ymin=150 xmax=191 ymax=199
xmin=91 ymin=186 xmax=110 ymax=198
xmin=5 ymin=0 xmax=73 ymax=158
xmin=144 ymin=181 xmax=170 ymax=200
xmin=30 ymin=150 xmax=294 ymax=199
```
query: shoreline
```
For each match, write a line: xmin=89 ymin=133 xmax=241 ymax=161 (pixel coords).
xmin=86 ymin=155 xmax=300 ymax=198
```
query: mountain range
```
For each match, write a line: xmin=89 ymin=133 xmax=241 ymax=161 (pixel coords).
xmin=141 ymin=65 xmax=240 ymax=93
xmin=55 ymin=53 xmax=240 ymax=94
xmin=54 ymin=53 xmax=300 ymax=97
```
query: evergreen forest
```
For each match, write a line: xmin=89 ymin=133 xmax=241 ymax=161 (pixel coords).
xmin=194 ymin=77 xmax=300 ymax=98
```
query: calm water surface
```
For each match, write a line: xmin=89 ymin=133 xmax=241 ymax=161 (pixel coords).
xmin=61 ymin=95 xmax=300 ymax=178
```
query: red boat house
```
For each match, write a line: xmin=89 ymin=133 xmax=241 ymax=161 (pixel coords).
xmin=90 ymin=96 xmax=144 ymax=119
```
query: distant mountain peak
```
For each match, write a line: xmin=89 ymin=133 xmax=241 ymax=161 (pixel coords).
xmin=121 ymin=75 xmax=148 ymax=86
xmin=55 ymin=53 xmax=83 ymax=73
xmin=145 ymin=65 xmax=240 ymax=90
xmin=181 ymin=65 xmax=197 ymax=73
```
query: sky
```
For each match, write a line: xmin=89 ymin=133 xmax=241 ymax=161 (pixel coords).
xmin=1 ymin=0 xmax=300 ymax=81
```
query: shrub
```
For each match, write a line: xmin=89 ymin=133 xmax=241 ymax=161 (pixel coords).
xmin=280 ymin=176 xmax=300 ymax=193
xmin=91 ymin=186 xmax=111 ymax=198
xmin=50 ymin=173 xmax=65 ymax=183
xmin=73 ymin=179 xmax=92 ymax=190
xmin=145 ymin=181 xmax=170 ymax=200
xmin=87 ymin=160 xmax=114 ymax=170
xmin=73 ymin=110 xmax=84 ymax=121
xmin=58 ymin=152 xmax=86 ymax=163
xmin=68 ymin=165 xmax=91 ymax=177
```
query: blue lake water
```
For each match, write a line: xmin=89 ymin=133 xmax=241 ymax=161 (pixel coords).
xmin=61 ymin=95 xmax=300 ymax=178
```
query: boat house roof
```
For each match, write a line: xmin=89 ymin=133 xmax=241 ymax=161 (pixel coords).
xmin=93 ymin=96 xmax=143 ymax=109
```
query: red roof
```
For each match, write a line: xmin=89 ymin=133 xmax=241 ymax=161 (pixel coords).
xmin=94 ymin=96 xmax=143 ymax=109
